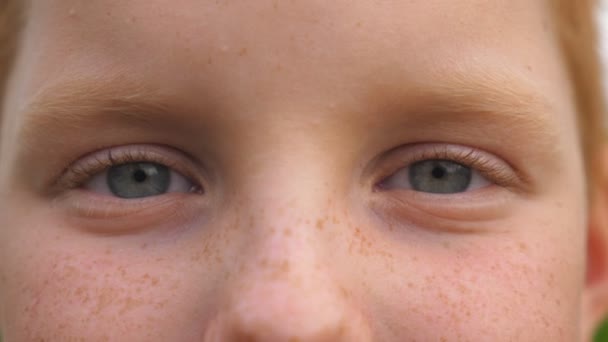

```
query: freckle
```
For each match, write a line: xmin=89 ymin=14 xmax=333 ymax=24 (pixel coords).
xmin=237 ymin=48 xmax=248 ymax=56
xmin=518 ymin=242 xmax=527 ymax=252
xmin=284 ymin=228 xmax=292 ymax=236
xmin=339 ymin=286 xmax=350 ymax=299
xmin=316 ymin=219 xmax=325 ymax=230
xmin=140 ymin=243 xmax=148 ymax=250
xmin=548 ymin=272 xmax=555 ymax=288
xmin=281 ymin=260 xmax=290 ymax=272
xmin=442 ymin=241 xmax=451 ymax=249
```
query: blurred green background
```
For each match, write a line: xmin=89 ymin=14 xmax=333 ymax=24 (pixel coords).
xmin=597 ymin=317 xmax=608 ymax=342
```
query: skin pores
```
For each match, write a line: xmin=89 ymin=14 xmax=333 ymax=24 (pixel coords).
xmin=0 ymin=1 xmax=588 ymax=341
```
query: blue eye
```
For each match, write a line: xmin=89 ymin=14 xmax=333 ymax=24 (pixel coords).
xmin=85 ymin=161 xmax=196 ymax=199
xmin=107 ymin=162 xmax=171 ymax=198
xmin=409 ymin=159 xmax=472 ymax=194
xmin=382 ymin=159 xmax=490 ymax=194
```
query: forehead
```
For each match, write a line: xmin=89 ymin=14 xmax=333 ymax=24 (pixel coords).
xmin=19 ymin=0 xmax=562 ymax=95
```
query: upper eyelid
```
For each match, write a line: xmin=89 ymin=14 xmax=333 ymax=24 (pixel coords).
xmin=371 ymin=143 xmax=528 ymax=192
xmin=53 ymin=144 xmax=205 ymax=193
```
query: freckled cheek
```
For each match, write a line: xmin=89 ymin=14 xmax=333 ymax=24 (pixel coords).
xmin=366 ymin=237 xmax=582 ymax=340
xmin=1 ymin=243 xmax=204 ymax=340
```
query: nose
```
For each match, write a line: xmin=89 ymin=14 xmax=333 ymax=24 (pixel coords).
xmin=209 ymin=280 xmax=370 ymax=342
xmin=205 ymin=209 xmax=372 ymax=341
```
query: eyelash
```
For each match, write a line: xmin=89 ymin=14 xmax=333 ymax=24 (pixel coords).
xmin=54 ymin=143 xmax=519 ymax=200
xmin=55 ymin=145 xmax=203 ymax=192
xmin=375 ymin=144 xmax=521 ymax=191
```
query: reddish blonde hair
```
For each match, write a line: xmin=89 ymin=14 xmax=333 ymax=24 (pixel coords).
xmin=553 ymin=0 xmax=607 ymax=181
xmin=0 ymin=1 xmax=605 ymax=177
xmin=0 ymin=0 xmax=21 ymax=108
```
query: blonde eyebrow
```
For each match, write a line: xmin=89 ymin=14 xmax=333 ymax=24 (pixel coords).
xmin=436 ymin=69 xmax=557 ymax=123
xmin=372 ymin=65 xmax=563 ymax=145
xmin=15 ymin=67 xmax=564 ymax=166
xmin=20 ymin=77 xmax=171 ymax=136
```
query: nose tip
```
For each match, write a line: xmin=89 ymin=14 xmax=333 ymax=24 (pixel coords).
xmin=206 ymin=281 xmax=372 ymax=342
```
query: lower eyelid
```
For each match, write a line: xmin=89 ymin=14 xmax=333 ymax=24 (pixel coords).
xmin=371 ymin=186 xmax=517 ymax=230
xmin=52 ymin=189 xmax=207 ymax=234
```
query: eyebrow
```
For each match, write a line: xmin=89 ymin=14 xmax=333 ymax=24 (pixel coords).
xmin=15 ymin=68 xmax=563 ymax=169
xmin=381 ymin=64 xmax=563 ymax=148
xmin=20 ymin=77 xmax=173 ymax=137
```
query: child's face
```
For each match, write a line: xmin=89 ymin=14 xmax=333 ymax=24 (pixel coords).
xmin=0 ymin=1 xmax=593 ymax=341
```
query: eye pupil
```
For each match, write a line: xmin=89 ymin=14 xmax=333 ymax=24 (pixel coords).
xmin=431 ymin=166 xmax=446 ymax=179
xmin=133 ymin=169 xmax=148 ymax=183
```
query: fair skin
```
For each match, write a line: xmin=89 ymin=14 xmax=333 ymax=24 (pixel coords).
xmin=0 ymin=0 xmax=607 ymax=341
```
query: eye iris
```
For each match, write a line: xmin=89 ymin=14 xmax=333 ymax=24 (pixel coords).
xmin=409 ymin=160 xmax=472 ymax=194
xmin=107 ymin=162 xmax=170 ymax=199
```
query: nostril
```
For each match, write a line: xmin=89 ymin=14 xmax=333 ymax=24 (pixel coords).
xmin=207 ymin=293 xmax=373 ymax=342
xmin=216 ymin=320 xmax=350 ymax=342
